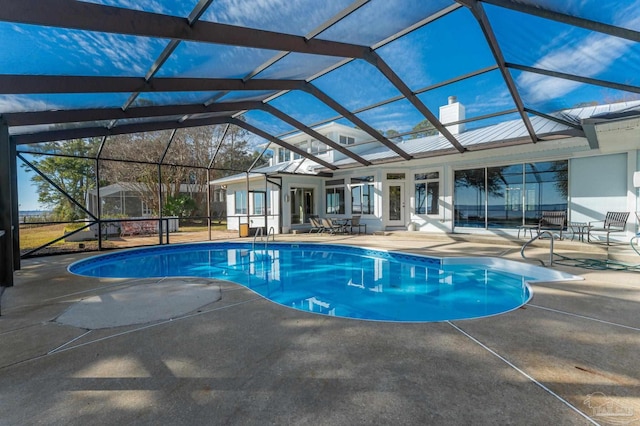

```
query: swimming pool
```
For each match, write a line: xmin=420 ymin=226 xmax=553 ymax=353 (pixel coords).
xmin=68 ymin=242 xmax=579 ymax=322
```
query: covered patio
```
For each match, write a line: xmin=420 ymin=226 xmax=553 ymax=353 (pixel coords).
xmin=1 ymin=1 xmax=640 ymax=424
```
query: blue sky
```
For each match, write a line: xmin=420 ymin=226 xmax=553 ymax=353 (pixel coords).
xmin=7 ymin=0 xmax=640 ymax=210
xmin=17 ymin=155 xmax=41 ymax=211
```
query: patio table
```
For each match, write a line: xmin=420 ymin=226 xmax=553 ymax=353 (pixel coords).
xmin=517 ymin=224 xmax=537 ymax=239
xmin=330 ymin=218 xmax=351 ymax=233
xmin=568 ymin=222 xmax=591 ymax=242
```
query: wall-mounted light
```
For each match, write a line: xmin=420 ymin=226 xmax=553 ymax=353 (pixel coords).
xmin=284 ymin=194 xmax=290 ymax=203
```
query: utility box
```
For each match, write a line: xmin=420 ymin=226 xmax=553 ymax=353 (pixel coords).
xmin=239 ymin=223 xmax=249 ymax=237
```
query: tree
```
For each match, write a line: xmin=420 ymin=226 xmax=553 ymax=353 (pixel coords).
xmin=163 ymin=194 xmax=197 ymax=217
xmin=548 ymin=160 xmax=568 ymax=198
xmin=99 ymin=123 xmax=266 ymax=218
xmin=23 ymin=138 xmax=101 ymax=221
xmin=384 ymin=129 xmax=403 ymax=142
xmin=99 ymin=130 xmax=174 ymax=215
xmin=213 ymin=136 xmax=267 ymax=176
xmin=410 ymin=119 xmax=438 ymax=139
xmin=454 ymin=168 xmax=504 ymax=197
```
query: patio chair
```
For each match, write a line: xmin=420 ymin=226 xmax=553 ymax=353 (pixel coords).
xmin=537 ymin=211 xmax=566 ymax=239
xmin=321 ymin=218 xmax=346 ymax=235
xmin=349 ymin=215 xmax=366 ymax=234
xmin=588 ymin=211 xmax=630 ymax=245
xmin=120 ymin=221 xmax=140 ymax=237
xmin=140 ymin=220 xmax=157 ymax=235
xmin=309 ymin=216 xmax=324 ymax=233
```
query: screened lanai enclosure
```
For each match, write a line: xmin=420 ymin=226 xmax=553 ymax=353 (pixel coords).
xmin=1 ymin=0 xmax=640 ymax=287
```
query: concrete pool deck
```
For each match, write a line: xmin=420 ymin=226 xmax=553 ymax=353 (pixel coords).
xmin=1 ymin=233 xmax=639 ymax=425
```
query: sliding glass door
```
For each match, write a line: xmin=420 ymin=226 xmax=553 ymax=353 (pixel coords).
xmin=454 ymin=168 xmax=485 ymax=228
xmin=290 ymin=187 xmax=314 ymax=225
xmin=524 ymin=161 xmax=568 ymax=225
xmin=487 ymin=164 xmax=523 ymax=228
xmin=454 ymin=160 xmax=567 ymax=229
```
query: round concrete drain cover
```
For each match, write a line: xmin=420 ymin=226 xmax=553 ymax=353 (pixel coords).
xmin=56 ymin=278 xmax=222 ymax=329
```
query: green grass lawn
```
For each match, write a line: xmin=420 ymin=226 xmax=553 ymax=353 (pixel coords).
xmin=179 ymin=221 xmax=227 ymax=233
xmin=19 ymin=220 xmax=229 ymax=254
xmin=19 ymin=224 xmax=67 ymax=250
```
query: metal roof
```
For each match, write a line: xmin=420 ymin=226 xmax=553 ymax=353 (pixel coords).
xmin=2 ymin=0 xmax=640 ymax=172
xmin=210 ymin=159 xmax=323 ymax=185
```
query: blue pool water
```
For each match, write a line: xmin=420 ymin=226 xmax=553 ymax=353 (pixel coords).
xmin=68 ymin=242 xmax=575 ymax=322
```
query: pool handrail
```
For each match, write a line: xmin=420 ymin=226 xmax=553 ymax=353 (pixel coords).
xmin=252 ymin=226 xmax=275 ymax=252
xmin=521 ymin=230 xmax=560 ymax=266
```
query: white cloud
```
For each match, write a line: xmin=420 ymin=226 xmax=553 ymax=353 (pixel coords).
xmin=60 ymin=30 xmax=161 ymax=76
xmin=204 ymin=0 xmax=336 ymax=35
xmin=0 ymin=95 xmax=53 ymax=113
xmin=79 ymin=0 xmax=185 ymax=16
xmin=521 ymin=33 xmax=631 ymax=103
xmin=517 ymin=2 xmax=640 ymax=105
xmin=377 ymin=40 xmax=433 ymax=89
xmin=465 ymin=89 xmax=513 ymax=115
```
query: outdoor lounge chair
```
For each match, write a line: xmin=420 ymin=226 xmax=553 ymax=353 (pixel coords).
xmin=588 ymin=211 xmax=630 ymax=245
xmin=537 ymin=211 xmax=566 ymax=239
xmin=321 ymin=218 xmax=346 ymax=235
xmin=309 ymin=216 xmax=324 ymax=233
xmin=349 ymin=215 xmax=366 ymax=234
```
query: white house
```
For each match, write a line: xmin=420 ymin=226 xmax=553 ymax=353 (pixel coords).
xmin=212 ymin=98 xmax=640 ymax=242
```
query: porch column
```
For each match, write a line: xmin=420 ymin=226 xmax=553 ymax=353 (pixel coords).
xmin=0 ymin=120 xmax=15 ymax=287
xmin=10 ymin=129 xmax=20 ymax=271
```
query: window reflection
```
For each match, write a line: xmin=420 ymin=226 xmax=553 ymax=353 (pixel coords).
xmin=454 ymin=168 xmax=486 ymax=228
xmin=325 ymin=179 xmax=345 ymax=215
xmin=524 ymin=161 xmax=568 ymax=225
xmin=351 ymin=176 xmax=375 ymax=215
xmin=454 ymin=160 xmax=568 ymax=229
xmin=487 ymin=164 xmax=523 ymax=228
xmin=415 ymin=171 xmax=439 ymax=215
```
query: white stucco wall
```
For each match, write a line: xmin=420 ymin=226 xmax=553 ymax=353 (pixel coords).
xmin=569 ymin=153 xmax=627 ymax=223
xmin=225 ymin=178 xmax=281 ymax=234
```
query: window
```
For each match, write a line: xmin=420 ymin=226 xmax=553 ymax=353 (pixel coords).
xmin=325 ymin=179 xmax=345 ymax=215
xmin=524 ymin=160 xmax=568 ymax=225
xmin=234 ymin=190 xmax=247 ymax=214
xmin=310 ymin=139 xmax=327 ymax=155
xmin=454 ymin=168 xmax=485 ymax=228
xmin=141 ymin=200 xmax=153 ymax=216
xmin=453 ymin=161 xmax=568 ymax=229
xmin=351 ymin=176 xmax=374 ymax=215
xmin=213 ymin=188 xmax=226 ymax=202
xmin=251 ymin=191 xmax=265 ymax=215
xmin=487 ymin=164 xmax=523 ymax=228
xmin=339 ymin=135 xmax=355 ymax=145
xmin=415 ymin=171 xmax=439 ymax=215
xmin=387 ymin=173 xmax=405 ymax=180
xmin=277 ymin=148 xmax=291 ymax=163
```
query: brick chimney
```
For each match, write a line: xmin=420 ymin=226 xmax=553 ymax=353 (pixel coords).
xmin=439 ymin=96 xmax=465 ymax=135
